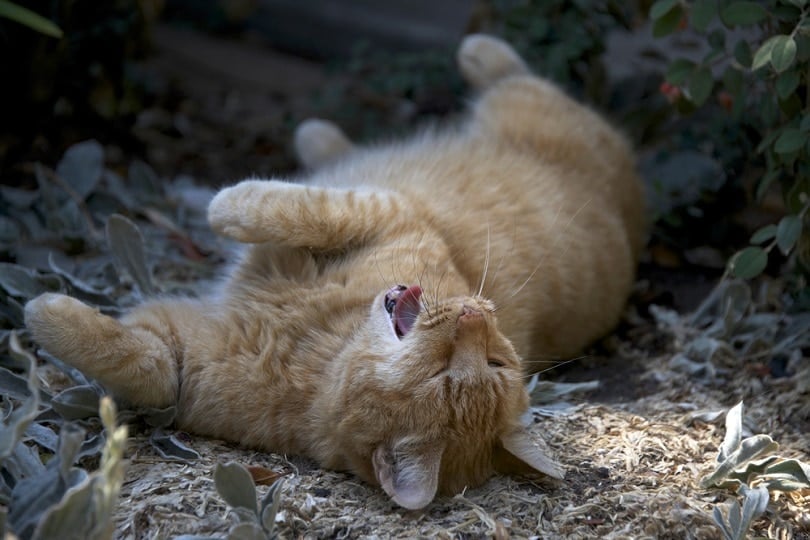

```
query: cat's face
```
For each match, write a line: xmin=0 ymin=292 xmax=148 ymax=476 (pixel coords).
xmin=327 ymin=283 xmax=562 ymax=509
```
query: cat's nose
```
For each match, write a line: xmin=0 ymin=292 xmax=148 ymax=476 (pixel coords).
xmin=458 ymin=305 xmax=484 ymax=325
xmin=455 ymin=304 xmax=487 ymax=338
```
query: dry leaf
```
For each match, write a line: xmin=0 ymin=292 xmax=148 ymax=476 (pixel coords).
xmin=246 ymin=465 xmax=287 ymax=486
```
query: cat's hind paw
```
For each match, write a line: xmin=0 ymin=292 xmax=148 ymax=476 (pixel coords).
xmin=457 ymin=34 xmax=529 ymax=90
xmin=294 ymin=118 xmax=354 ymax=169
xmin=24 ymin=293 xmax=109 ymax=367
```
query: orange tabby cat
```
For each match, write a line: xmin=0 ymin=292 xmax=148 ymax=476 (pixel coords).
xmin=24 ymin=35 xmax=645 ymax=510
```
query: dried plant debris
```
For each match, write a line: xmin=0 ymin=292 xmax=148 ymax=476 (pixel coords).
xmin=1 ymin=139 xmax=809 ymax=538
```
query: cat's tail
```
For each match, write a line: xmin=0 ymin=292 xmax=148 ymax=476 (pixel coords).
xmin=24 ymin=293 xmax=192 ymax=408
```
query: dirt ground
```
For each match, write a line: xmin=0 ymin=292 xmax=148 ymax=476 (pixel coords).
xmin=4 ymin=22 xmax=810 ymax=540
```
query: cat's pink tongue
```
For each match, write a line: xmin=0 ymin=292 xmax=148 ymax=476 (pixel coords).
xmin=394 ymin=285 xmax=422 ymax=336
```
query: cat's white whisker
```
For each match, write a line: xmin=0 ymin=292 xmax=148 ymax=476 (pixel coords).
xmin=477 ymin=224 xmax=491 ymax=298
xmin=486 ymin=218 xmax=518 ymax=298
xmin=502 ymin=197 xmax=592 ymax=308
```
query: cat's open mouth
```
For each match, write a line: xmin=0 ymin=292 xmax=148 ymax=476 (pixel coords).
xmin=384 ymin=285 xmax=422 ymax=338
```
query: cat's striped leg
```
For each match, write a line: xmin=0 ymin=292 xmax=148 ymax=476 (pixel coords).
xmin=293 ymin=118 xmax=354 ymax=169
xmin=457 ymin=34 xmax=529 ymax=90
xmin=208 ymin=179 xmax=415 ymax=249
xmin=24 ymin=293 xmax=195 ymax=408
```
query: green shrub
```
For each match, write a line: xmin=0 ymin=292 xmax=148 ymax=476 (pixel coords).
xmin=650 ymin=0 xmax=810 ymax=294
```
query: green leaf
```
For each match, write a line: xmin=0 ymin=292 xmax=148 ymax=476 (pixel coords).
xmin=667 ymin=58 xmax=696 ymax=85
xmin=770 ymin=35 xmax=797 ymax=72
xmin=106 ymin=214 xmax=156 ymax=297
xmin=776 ymin=69 xmax=800 ymax=99
xmin=691 ymin=0 xmax=717 ymax=31
xmin=774 ymin=4 xmax=802 ymax=21
xmin=214 ymin=462 xmax=258 ymax=516
xmin=787 ymin=178 xmax=810 ymax=213
xmin=755 ymin=168 xmax=780 ymax=200
xmin=750 ymin=224 xmax=777 ymax=244
xmin=688 ymin=65 xmax=714 ymax=106
xmin=774 ymin=127 xmax=805 ymax=154
xmin=756 ymin=130 xmax=780 ymax=153
xmin=730 ymin=246 xmax=768 ymax=279
xmin=722 ymin=66 xmax=744 ymax=94
xmin=720 ymin=1 xmax=768 ymax=26
xmin=733 ymin=40 xmax=752 ymax=68
xmin=650 ymin=0 xmax=678 ymax=19
xmin=653 ymin=4 xmax=684 ymax=37
xmin=801 ymin=114 xmax=810 ymax=132
xmin=752 ymin=35 xmax=781 ymax=70
xmin=708 ymin=29 xmax=726 ymax=50
xmin=776 ymin=214 xmax=802 ymax=255
xmin=0 ymin=0 xmax=62 ymax=38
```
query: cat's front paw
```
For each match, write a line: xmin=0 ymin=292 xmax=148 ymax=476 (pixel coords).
xmin=457 ymin=34 xmax=529 ymax=89
xmin=208 ymin=179 xmax=294 ymax=243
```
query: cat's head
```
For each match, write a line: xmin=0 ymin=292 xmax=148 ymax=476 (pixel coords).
xmin=328 ymin=283 xmax=564 ymax=510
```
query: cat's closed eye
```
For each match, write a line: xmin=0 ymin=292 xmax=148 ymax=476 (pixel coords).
xmin=487 ymin=359 xmax=505 ymax=368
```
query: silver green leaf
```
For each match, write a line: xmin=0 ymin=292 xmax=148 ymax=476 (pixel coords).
xmin=0 ymin=334 xmax=41 ymax=460
xmin=51 ymin=385 xmax=101 ymax=420
xmin=106 ymin=214 xmax=157 ymax=297
xmin=214 ymin=462 xmax=259 ymax=516
xmin=226 ymin=522 xmax=267 ymax=540
xmin=55 ymin=140 xmax=104 ymax=200
xmin=719 ymin=401 xmax=743 ymax=463
xmin=260 ymin=478 xmax=284 ymax=534
xmin=149 ymin=429 xmax=200 ymax=463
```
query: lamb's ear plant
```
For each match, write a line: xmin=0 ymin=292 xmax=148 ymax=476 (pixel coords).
xmin=177 ymin=462 xmax=284 ymax=540
xmin=2 ymin=332 xmax=128 ymax=540
xmin=28 ymin=397 xmax=128 ymax=540
xmin=702 ymin=401 xmax=810 ymax=539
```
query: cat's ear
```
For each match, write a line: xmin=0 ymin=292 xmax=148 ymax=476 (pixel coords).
xmin=372 ymin=440 xmax=444 ymax=510
xmin=494 ymin=429 xmax=564 ymax=480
